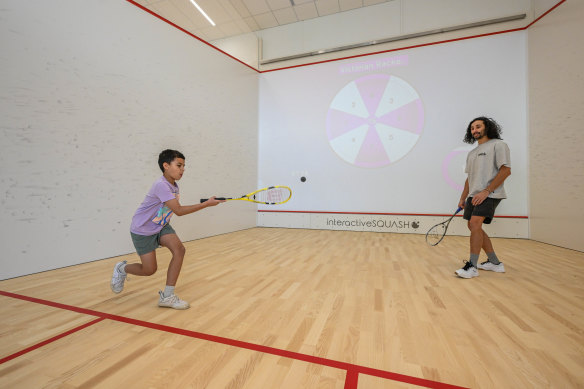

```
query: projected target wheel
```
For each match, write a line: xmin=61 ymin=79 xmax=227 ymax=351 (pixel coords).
xmin=326 ymin=74 xmax=424 ymax=168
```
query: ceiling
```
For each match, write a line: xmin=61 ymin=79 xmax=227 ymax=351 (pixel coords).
xmin=132 ymin=0 xmax=391 ymax=42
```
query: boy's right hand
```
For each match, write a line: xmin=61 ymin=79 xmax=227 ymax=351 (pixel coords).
xmin=205 ymin=196 xmax=226 ymax=206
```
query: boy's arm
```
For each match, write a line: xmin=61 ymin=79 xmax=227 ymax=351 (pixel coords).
xmin=164 ymin=197 xmax=224 ymax=216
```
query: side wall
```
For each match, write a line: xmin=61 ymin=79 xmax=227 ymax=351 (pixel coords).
xmin=528 ymin=0 xmax=584 ymax=252
xmin=0 ymin=0 xmax=259 ymax=279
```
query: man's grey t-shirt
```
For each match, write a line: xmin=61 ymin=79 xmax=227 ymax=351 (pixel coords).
xmin=465 ymin=139 xmax=511 ymax=199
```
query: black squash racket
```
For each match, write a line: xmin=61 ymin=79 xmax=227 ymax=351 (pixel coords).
xmin=425 ymin=207 xmax=462 ymax=246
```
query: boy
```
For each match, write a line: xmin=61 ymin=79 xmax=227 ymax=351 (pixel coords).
xmin=110 ymin=149 xmax=224 ymax=309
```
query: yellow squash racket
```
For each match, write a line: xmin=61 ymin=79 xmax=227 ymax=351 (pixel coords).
xmin=201 ymin=185 xmax=292 ymax=205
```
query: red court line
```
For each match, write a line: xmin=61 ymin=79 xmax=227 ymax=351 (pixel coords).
xmin=258 ymin=209 xmax=528 ymax=219
xmin=0 ymin=317 xmax=105 ymax=365
xmin=344 ymin=369 xmax=359 ymax=389
xmin=0 ymin=290 xmax=468 ymax=389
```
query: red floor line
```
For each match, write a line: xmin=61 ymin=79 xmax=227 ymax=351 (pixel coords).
xmin=344 ymin=369 xmax=359 ymax=389
xmin=0 ymin=290 xmax=469 ymax=388
xmin=0 ymin=317 xmax=105 ymax=365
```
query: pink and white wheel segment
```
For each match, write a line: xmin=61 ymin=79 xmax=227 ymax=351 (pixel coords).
xmin=326 ymin=74 xmax=424 ymax=168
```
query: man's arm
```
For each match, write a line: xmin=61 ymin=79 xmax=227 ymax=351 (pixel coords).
xmin=459 ymin=179 xmax=470 ymax=209
xmin=471 ymin=166 xmax=511 ymax=206
xmin=164 ymin=197 xmax=224 ymax=216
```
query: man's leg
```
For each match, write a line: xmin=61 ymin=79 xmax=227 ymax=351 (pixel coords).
xmin=477 ymin=230 xmax=505 ymax=272
xmin=455 ymin=216 xmax=484 ymax=279
xmin=481 ymin=230 xmax=494 ymax=254
xmin=468 ymin=215 xmax=486 ymax=267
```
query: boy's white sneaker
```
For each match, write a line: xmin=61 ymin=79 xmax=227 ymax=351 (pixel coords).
xmin=455 ymin=261 xmax=479 ymax=279
xmin=110 ymin=260 xmax=127 ymax=293
xmin=158 ymin=291 xmax=190 ymax=310
xmin=478 ymin=261 xmax=505 ymax=273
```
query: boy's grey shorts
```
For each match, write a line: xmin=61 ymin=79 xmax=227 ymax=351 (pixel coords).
xmin=130 ymin=224 xmax=176 ymax=256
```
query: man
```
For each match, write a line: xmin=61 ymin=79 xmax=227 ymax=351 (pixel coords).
xmin=455 ymin=117 xmax=511 ymax=279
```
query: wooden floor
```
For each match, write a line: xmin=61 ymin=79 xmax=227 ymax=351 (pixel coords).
xmin=1 ymin=227 xmax=583 ymax=388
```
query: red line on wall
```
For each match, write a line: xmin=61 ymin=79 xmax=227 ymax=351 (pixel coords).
xmin=524 ymin=0 xmax=566 ymax=29
xmin=125 ymin=0 xmax=565 ymax=73
xmin=124 ymin=0 xmax=259 ymax=73
xmin=0 ymin=290 xmax=469 ymax=388
xmin=260 ymin=26 xmax=526 ymax=73
xmin=0 ymin=317 xmax=105 ymax=365
xmin=257 ymin=209 xmax=528 ymax=219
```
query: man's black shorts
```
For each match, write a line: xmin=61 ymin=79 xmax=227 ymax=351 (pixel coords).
xmin=463 ymin=197 xmax=502 ymax=224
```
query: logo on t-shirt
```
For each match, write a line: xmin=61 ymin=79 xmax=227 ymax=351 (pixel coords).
xmin=151 ymin=193 xmax=179 ymax=226
xmin=152 ymin=206 xmax=173 ymax=226
xmin=478 ymin=152 xmax=487 ymax=156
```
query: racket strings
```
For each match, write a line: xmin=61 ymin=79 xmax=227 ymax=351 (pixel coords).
xmin=255 ymin=187 xmax=289 ymax=203
xmin=426 ymin=223 xmax=446 ymax=245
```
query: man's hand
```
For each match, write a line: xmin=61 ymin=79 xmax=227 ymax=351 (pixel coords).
xmin=458 ymin=198 xmax=466 ymax=209
xmin=471 ymin=190 xmax=489 ymax=206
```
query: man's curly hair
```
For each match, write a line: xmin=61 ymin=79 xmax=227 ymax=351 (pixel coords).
xmin=463 ymin=116 xmax=503 ymax=144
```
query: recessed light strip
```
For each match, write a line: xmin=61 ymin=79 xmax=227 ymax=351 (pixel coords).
xmin=190 ymin=0 xmax=216 ymax=26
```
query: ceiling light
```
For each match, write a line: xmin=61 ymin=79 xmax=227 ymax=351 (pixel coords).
xmin=190 ymin=0 xmax=215 ymax=26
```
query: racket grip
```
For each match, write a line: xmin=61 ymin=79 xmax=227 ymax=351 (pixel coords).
xmin=200 ymin=197 xmax=227 ymax=203
xmin=456 ymin=207 xmax=463 ymax=213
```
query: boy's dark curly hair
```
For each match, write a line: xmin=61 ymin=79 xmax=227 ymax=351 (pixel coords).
xmin=463 ymin=116 xmax=503 ymax=144
xmin=158 ymin=149 xmax=185 ymax=172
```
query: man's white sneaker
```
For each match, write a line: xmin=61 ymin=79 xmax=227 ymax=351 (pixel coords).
xmin=158 ymin=291 xmax=190 ymax=310
xmin=110 ymin=260 xmax=127 ymax=293
xmin=455 ymin=261 xmax=479 ymax=279
xmin=478 ymin=261 xmax=505 ymax=273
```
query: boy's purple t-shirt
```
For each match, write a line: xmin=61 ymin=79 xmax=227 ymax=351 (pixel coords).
xmin=130 ymin=176 xmax=179 ymax=236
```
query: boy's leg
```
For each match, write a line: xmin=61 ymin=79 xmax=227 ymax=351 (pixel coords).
xmin=157 ymin=233 xmax=189 ymax=309
xmin=159 ymin=233 xmax=186 ymax=286
xmin=111 ymin=251 xmax=157 ymax=293
xmin=124 ymin=251 xmax=158 ymax=276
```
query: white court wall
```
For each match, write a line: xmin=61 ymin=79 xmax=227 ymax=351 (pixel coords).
xmin=0 ymin=0 xmax=259 ymax=280
xmin=256 ymin=31 xmax=529 ymax=238
xmin=256 ymin=0 xmax=530 ymax=62
xmin=230 ymin=0 xmax=550 ymax=71
xmin=528 ymin=0 xmax=584 ymax=252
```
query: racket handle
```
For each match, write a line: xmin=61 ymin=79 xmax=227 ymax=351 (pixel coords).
xmin=455 ymin=207 xmax=463 ymax=214
xmin=200 ymin=197 xmax=227 ymax=203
